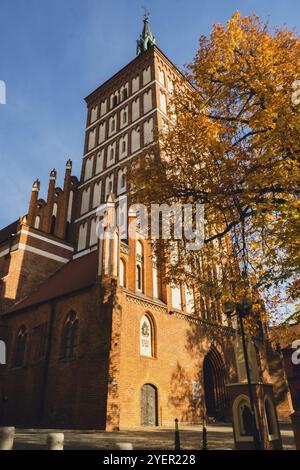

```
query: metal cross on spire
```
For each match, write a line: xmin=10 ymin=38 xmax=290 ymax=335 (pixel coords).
xmin=142 ymin=6 xmax=150 ymax=21
xmin=136 ymin=8 xmax=156 ymax=55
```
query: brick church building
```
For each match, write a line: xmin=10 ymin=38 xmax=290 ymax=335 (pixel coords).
xmin=0 ymin=17 xmax=291 ymax=429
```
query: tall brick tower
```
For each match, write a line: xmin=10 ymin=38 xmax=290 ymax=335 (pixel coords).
xmin=74 ymin=14 xmax=185 ymax=266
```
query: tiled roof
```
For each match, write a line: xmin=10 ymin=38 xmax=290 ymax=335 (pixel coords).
xmin=7 ymin=250 xmax=98 ymax=314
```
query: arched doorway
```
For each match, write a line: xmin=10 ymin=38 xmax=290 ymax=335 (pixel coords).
xmin=203 ymin=346 xmax=228 ymax=420
xmin=141 ymin=384 xmax=158 ymax=426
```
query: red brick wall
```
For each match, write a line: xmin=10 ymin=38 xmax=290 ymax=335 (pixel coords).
xmin=0 ymin=280 xmax=237 ymax=429
xmin=1 ymin=284 xmax=114 ymax=428
xmin=115 ymin=288 xmax=237 ymax=429
xmin=0 ymin=247 xmax=68 ymax=315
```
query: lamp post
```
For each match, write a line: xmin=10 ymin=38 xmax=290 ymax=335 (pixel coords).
xmin=223 ymin=297 xmax=262 ymax=450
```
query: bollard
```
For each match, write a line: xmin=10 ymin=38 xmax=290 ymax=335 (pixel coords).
xmin=0 ymin=427 xmax=15 ymax=450
xmin=116 ymin=442 xmax=133 ymax=450
xmin=174 ymin=418 xmax=180 ymax=450
xmin=202 ymin=418 xmax=208 ymax=450
xmin=47 ymin=433 xmax=64 ymax=450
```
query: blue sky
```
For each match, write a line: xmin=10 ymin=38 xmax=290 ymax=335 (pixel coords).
xmin=1 ymin=0 xmax=300 ymax=228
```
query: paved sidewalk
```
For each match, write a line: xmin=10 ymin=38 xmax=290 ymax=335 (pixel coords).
xmin=11 ymin=422 xmax=295 ymax=450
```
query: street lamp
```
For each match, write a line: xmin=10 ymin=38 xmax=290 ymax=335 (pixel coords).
xmin=223 ymin=298 xmax=262 ymax=450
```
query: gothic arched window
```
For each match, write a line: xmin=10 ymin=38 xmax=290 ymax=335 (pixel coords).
xmin=136 ymin=240 xmax=143 ymax=292
xmin=34 ymin=215 xmax=40 ymax=229
xmin=50 ymin=215 xmax=56 ymax=235
xmin=120 ymin=258 xmax=126 ymax=287
xmin=122 ymin=88 xmax=128 ymax=101
xmin=136 ymin=265 xmax=142 ymax=291
xmin=171 ymin=285 xmax=182 ymax=310
xmin=13 ymin=325 xmax=27 ymax=367
xmin=61 ymin=311 xmax=79 ymax=360
xmin=50 ymin=202 xmax=58 ymax=235
xmin=78 ymin=223 xmax=87 ymax=251
xmin=158 ymin=67 xmax=165 ymax=86
xmin=136 ymin=240 xmax=143 ymax=256
xmin=140 ymin=315 xmax=154 ymax=357
xmin=112 ymin=95 xmax=118 ymax=108
xmin=185 ymin=285 xmax=194 ymax=314
xmin=152 ymin=251 xmax=159 ymax=299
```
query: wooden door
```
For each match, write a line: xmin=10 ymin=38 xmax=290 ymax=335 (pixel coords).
xmin=141 ymin=384 xmax=157 ymax=426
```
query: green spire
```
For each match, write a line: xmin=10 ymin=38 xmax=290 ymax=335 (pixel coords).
xmin=136 ymin=13 xmax=156 ymax=56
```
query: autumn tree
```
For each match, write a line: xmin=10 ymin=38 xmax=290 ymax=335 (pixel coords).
xmin=130 ymin=12 xmax=300 ymax=321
